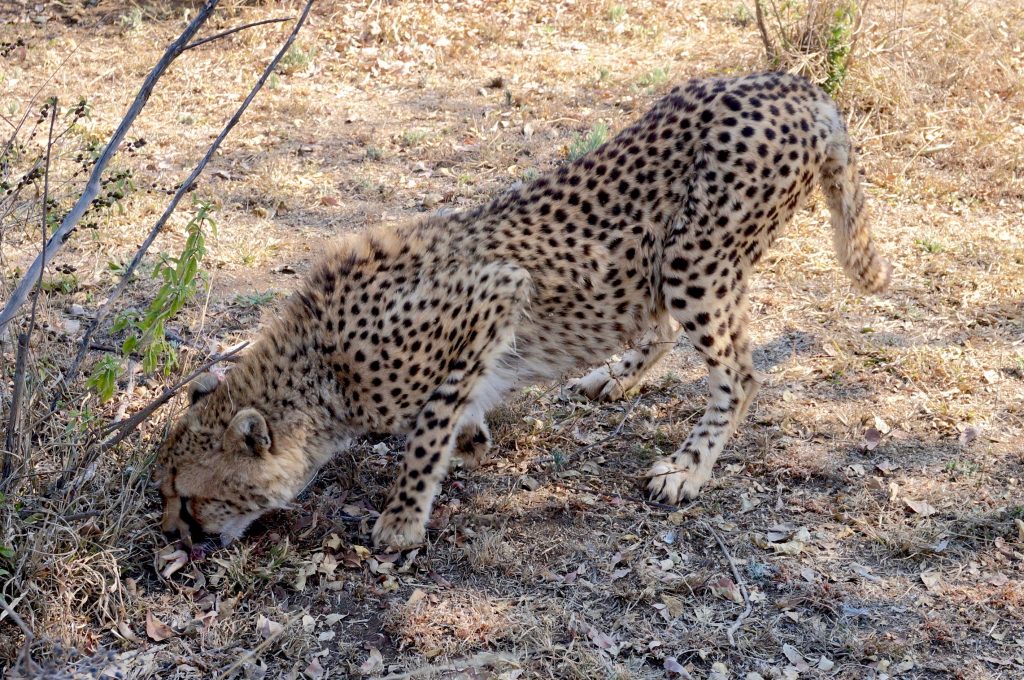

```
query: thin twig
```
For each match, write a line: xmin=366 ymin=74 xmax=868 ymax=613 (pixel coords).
xmin=2 ymin=101 xmax=57 ymax=488
xmin=0 ymin=595 xmax=36 ymax=673
xmin=184 ymin=16 xmax=293 ymax=51
xmin=214 ymin=613 xmax=299 ymax=678
xmin=754 ymin=0 xmax=777 ymax=65
xmin=704 ymin=522 xmax=752 ymax=646
xmin=59 ymin=0 xmax=315 ymax=397
xmin=548 ymin=479 xmax=680 ymax=513
xmin=0 ymin=1 xmax=219 ymax=334
xmin=577 ymin=393 xmax=642 ymax=453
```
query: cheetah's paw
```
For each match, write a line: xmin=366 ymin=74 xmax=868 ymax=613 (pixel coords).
xmin=566 ymin=366 xmax=630 ymax=402
xmin=371 ymin=511 xmax=426 ymax=550
xmin=645 ymin=454 xmax=711 ymax=504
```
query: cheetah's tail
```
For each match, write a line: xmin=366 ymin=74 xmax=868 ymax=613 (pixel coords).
xmin=820 ymin=110 xmax=892 ymax=294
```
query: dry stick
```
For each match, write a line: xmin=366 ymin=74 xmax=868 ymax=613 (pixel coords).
xmin=59 ymin=0 xmax=316 ymax=398
xmin=0 ymin=595 xmax=37 ymax=673
xmin=0 ymin=1 xmax=219 ymax=334
xmin=704 ymin=522 xmax=752 ymax=646
xmin=183 ymin=16 xmax=293 ymax=51
xmin=2 ymin=102 xmax=57 ymax=488
xmin=754 ymin=0 xmax=777 ymax=65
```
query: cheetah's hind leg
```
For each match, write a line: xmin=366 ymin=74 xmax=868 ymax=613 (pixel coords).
xmin=646 ymin=251 xmax=757 ymax=504
xmin=567 ymin=312 xmax=680 ymax=402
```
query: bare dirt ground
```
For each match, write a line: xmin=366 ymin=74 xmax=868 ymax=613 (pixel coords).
xmin=1 ymin=1 xmax=1022 ymax=678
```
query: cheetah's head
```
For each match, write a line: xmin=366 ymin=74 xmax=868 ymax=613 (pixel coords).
xmin=157 ymin=372 xmax=312 ymax=549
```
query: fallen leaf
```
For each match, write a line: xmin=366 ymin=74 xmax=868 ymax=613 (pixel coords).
xmin=587 ymin=625 xmax=619 ymax=656
xmin=817 ymin=656 xmax=835 ymax=671
xmin=116 ymin=620 xmax=143 ymax=644
xmin=708 ymin=575 xmax=743 ymax=604
xmin=875 ymin=460 xmax=898 ymax=475
xmin=661 ymin=594 xmax=685 ymax=618
xmin=158 ymin=549 xmax=189 ymax=579
xmin=874 ymin=415 xmax=891 ymax=434
xmin=864 ymin=427 xmax=882 ymax=450
xmin=664 ymin=657 xmax=688 ymax=675
xmin=958 ymin=426 xmax=979 ymax=446
xmin=850 ymin=563 xmax=881 ymax=582
xmin=609 ymin=567 xmax=631 ymax=581
xmin=359 ymin=647 xmax=384 ymax=675
xmin=987 ymin=572 xmax=1009 ymax=586
xmin=145 ymin=611 xmax=176 ymax=642
xmin=782 ymin=643 xmax=810 ymax=672
xmin=257 ymin=615 xmax=284 ymax=640
xmin=304 ymin=658 xmax=325 ymax=679
xmin=904 ymin=498 xmax=937 ymax=517
xmin=920 ymin=571 xmax=944 ymax=594
xmin=1015 ymin=518 xmax=1024 ymax=543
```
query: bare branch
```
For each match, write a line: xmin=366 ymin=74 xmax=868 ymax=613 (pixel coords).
xmin=184 ymin=16 xmax=294 ymax=51
xmin=59 ymin=0 xmax=316 ymax=395
xmin=0 ymin=0 xmax=220 ymax=334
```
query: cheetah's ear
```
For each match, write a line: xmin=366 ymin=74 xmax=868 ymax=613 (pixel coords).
xmin=226 ymin=408 xmax=271 ymax=457
xmin=188 ymin=372 xmax=221 ymax=405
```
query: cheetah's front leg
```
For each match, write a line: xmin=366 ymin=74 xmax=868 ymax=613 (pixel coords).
xmin=371 ymin=392 xmax=467 ymax=550
xmin=371 ymin=262 xmax=532 ymax=550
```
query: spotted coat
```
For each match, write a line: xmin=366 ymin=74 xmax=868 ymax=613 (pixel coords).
xmin=158 ymin=72 xmax=890 ymax=550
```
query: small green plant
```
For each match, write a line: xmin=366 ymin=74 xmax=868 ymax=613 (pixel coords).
xmin=89 ymin=200 xmax=216 ymax=401
xmin=41 ymin=272 xmax=78 ymax=294
xmin=637 ymin=67 xmax=670 ymax=91
xmin=608 ymin=4 xmax=627 ymax=22
xmin=401 ymin=129 xmax=428 ymax=147
xmin=944 ymin=458 xmax=979 ymax=476
xmin=822 ymin=3 xmax=856 ymax=94
xmin=279 ymin=44 xmax=315 ymax=75
xmin=520 ymin=167 xmax=540 ymax=183
xmin=233 ymin=290 xmax=278 ymax=308
xmin=86 ymin=354 xmax=122 ymax=403
xmin=731 ymin=3 xmax=754 ymax=26
xmin=915 ymin=238 xmax=943 ymax=254
xmin=365 ymin=145 xmax=384 ymax=161
xmin=119 ymin=6 xmax=144 ymax=32
xmin=567 ymin=122 xmax=609 ymax=162
xmin=267 ymin=73 xmax=280 ymax=90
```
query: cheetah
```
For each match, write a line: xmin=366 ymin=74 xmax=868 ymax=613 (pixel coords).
xmin=158 ymin=72 xmax=890 ymax=550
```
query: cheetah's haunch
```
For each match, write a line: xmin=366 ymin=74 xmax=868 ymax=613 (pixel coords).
xmin=157 ymin=73 xmax=890 ymax=550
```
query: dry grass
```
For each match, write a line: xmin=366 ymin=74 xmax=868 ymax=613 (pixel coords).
xmin=1 ymin=0 xmax=1023 ymax=678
